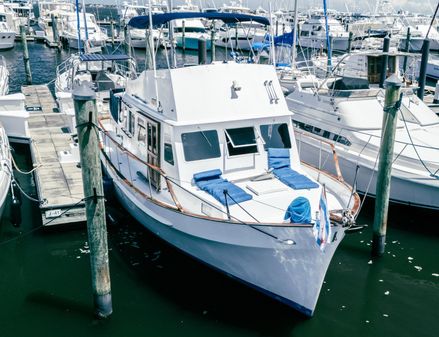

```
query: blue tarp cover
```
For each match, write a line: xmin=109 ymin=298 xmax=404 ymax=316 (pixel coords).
xmin=267 ymin=148 xmax=319 ymax=190
xmin=194 ymin=169 xmax=252 ymax=206
xmin=284 ymin=197 xmax=312 ymax=223
xmin=129 ymin=12 xmax=270 ymax=29
xmin=79 ymin=54 xmax=131 ymax=62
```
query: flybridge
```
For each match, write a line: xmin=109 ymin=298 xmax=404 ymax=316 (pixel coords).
xmin=128 ymin=11 xmax=270 ymax=29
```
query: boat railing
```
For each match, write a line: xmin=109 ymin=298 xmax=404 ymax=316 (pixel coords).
xmin=295 ymin=129 xmax=345 ymax=182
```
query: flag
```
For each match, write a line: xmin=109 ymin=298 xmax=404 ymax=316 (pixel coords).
xmin=313 ymin=185 xmax=332 ymax=251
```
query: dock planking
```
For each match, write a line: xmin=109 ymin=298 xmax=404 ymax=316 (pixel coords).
xmin=21 ymin=85 xmax=86 ymax=226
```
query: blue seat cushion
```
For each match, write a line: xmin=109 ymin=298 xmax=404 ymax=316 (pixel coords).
xmin=267 ymin=148 xmax=291 ymax=169
xmin=193 ymin=169 xmax=252 ymax=206
xmin=267 ymin=148 xmax=319 ymax=190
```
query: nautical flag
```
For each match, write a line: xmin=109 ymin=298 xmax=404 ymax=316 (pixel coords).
xmin=314 ymin=185 xmax=332 ymax=251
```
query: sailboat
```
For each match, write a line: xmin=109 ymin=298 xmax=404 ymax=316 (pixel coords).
xmin=98 ymin=12 xmax=360 ymax=316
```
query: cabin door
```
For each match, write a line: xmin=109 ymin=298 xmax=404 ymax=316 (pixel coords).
xmin=146 ymin=118 xmax=160 ymax=189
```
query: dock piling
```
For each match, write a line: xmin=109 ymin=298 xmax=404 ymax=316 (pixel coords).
xmin=182 ymin=20 xmax=186 ymax=51
xmin=110 ymin=19 xmax=115 ymax=47
xmin=198 ymin=38 xmax=207 ymax=65
xmin=417 ymin=38 xmax=430 ymax=100
xmin=347 ymin=31 xmax=353 ymax=53
xmin=211 ymin=22 xmax=216 ymax=62
xmin=372 ymin=74 xmax=402 ymax=257
xmin=51 ymin=14 xmax=61 ymax=51
xmin=402 ymin=27 xmax=411 ymax=76
xmin=73 ymin=83 xmax=113 ymax=318
xmin=20 ymin=25 xmax=32 ymax=84
xmin=379 ymin=35 xmax=390 ymax=88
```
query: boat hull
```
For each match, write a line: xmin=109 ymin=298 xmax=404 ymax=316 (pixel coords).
xmin=299 ymin=36 xmax=349 ymax=51
xmin=102 ymin=157 xmax=345 ymax=316
xmin=296 ymin=138 xmax=439 ymax=210
xmin=0 ymin=32 xmax=15 ymax=50
xmin=176 ymin=36 xmax=212 ymax=50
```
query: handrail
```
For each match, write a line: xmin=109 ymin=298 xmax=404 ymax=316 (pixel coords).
xmin=296 ymin=129 xmax=345 ymax=182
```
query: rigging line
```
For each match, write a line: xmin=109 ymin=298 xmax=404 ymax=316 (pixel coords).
xmin=399 ymin=106 xmax=439 ymax=178
xmin=426 ymin=0 xmax=439 ymax=39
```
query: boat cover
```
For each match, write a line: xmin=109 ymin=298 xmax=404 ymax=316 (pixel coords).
xmin=129 ymin=12 xmax=270 ymax=29
xmin=193 ymin=169 xmax=252 ymax=206
xmin=79 ymin=54 xmax=131 ymax=62
xmin=329 ymin=76 xmax=370 ymax=90
xmin=268 ymin=148 xmax=319 ymax=190
xmin=284 ymin=197 xmax=312 ymax=223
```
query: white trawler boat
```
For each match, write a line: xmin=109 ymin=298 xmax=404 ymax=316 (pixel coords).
xmin=299 ymin=15 xmax=350 ymax=51
xmin=282 ymin=51 xmax=439 ymax=210
xmin=0 ymin=2 xmax=17 ymax=50
xmin=37 ymin=0 xmax=75 ymax=33
xmin=97 ymin=12 xmax=360 ymax=316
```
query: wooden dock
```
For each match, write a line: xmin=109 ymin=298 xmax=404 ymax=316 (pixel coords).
xmin=21 ymin=85 xmax=86 ymax=226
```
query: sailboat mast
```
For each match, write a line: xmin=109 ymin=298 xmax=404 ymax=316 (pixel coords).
xmin=75 ymin=0 xmax=81 ymax=51
xmin=323 ymin=0 xmax=332 ymax=70
xmin=148 ymin=0 xmax=160 ymax=108
xmin=291 ymin=0 xmax=299 ymax=68
xmin=82 ymin=0 xmax=89 ymax=42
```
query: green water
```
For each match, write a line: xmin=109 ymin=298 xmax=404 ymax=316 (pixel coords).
xmin=0 ymin=144 xmax=437 ymax=337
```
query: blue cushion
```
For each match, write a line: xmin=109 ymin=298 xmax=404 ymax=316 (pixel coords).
xmin=267 ymin=148 xmax=319 ymax=190
xmin=193 ymin=169 xmax=222 ymax=183
xmin=267 ymin=148 xmax=290 ymax=169
xmin=275 ymin=168 xmax=319 ymax=190
xmin=193 ymin=170 xmax=252 ymax=206
xmin=284 ymin=197 xmax=312 ymax=223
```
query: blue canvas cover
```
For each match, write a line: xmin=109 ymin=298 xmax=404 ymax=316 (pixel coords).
xmin=284 ymin=197 xmax=312 ymax=223
xmin=194 ymin=169 xmax=252 ymax=206
xmin=267 ymin=149 xmax=319 ymax=190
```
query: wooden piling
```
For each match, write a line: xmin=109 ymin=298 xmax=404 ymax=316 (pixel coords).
xmin=51 ymin=14 xmax=61 ymax=51
xmin=211 ymin=22 xmax=216 ymax=62
xmin=198 ymin=38 xmax=206 ymax=65
xmin=20 ymin=25 xmax=32 ymax=84
xmin=379 ymin=35 xmax=390 ymax=88
xmin=182 ymin=20 xmax=186 ymax=51
xmin=402 ymin=27 xmax=411 ymax=75
xmin=347 ymin=31 xmax=353 ymax=53
xmin=417 ymin=39 xmax=430 ymax=100
xmin=110 ymin=19 xmax=115 ymax=47
xmin=73 ymin=83 xmax=113 ymax=318
xmin=372 ymin=74 xmax=402 ymax=257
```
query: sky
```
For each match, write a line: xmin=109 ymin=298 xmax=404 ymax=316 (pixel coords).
xmin=88 ymin=0 xmax=436 ymax=15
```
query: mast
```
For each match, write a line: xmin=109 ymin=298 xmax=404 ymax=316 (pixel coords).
xmin=75 ymin=0 xmax=81 ymax=51
xmin=82 ymin=0 xmax=89 ymax=45
xmin=323 ymin=0 xmax=332 ymax=71
xmin=148 ymin=0 xmax=160 ymax=108
xmin=291 ymin=0 xmax=299 ymax=68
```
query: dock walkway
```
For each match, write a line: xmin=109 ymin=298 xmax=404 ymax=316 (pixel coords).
xmin=21 ymin=85 xmax=85 ymax=226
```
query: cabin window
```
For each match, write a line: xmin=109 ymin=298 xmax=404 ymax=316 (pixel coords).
xmin=224 ymin=127 xmax=258 ymax=156
xmin=260 ymin=123 xmax=291 ymax=150
xmin=182 ymin=130 xmax=221 ymax=161
xmin=300 ymin=31 xmax=309 ymax=37
xmin=164 ymin=143 xmax=174 ymax=165
xmin=137 ymin=118 xmax=146 ymax=143
xmin=293 ymin=120 xmax=351 ymax=146
xmin=127 ymin=110 xmax=135 ymax=135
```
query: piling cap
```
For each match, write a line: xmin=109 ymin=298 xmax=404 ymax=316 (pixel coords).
xmin=384 ymin=74 xmax=403 ymax=89
xmin=73 ymin=82 xmax=96 ymax=101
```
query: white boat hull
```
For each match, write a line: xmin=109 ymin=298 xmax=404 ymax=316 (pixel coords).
xmin=296 ymin=138 xmax=439 ymax=210
xmin=102 ymin=154 xmax=345 ymax=316
xmin=0 ymin=32 xmax=15 ymax=50
xmin=299 ymin=36 xmax=349 ymax=51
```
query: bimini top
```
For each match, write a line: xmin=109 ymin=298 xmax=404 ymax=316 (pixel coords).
xmin=79 ymin=54 xmax=131 ymax=62
xmin=128 ymin=11 xmax=270 ymax=29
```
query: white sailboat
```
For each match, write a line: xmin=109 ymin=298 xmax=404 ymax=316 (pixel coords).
xmin=98 ymin=12 xmax=360 ymax=316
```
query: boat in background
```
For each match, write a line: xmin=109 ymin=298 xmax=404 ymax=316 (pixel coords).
xmin=0 ymin=2 xmax=17 ymax=50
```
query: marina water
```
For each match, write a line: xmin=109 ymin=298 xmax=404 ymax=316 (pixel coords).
xmin=0 ymin=12 xmax=438 ymax=337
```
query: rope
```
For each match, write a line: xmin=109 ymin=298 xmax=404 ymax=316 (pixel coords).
xmin=399 ymin=107 xmax=439 ymax=178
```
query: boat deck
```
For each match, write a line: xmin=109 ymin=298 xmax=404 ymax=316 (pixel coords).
xmin=21 ymin=85 xmax=85 ymax=226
